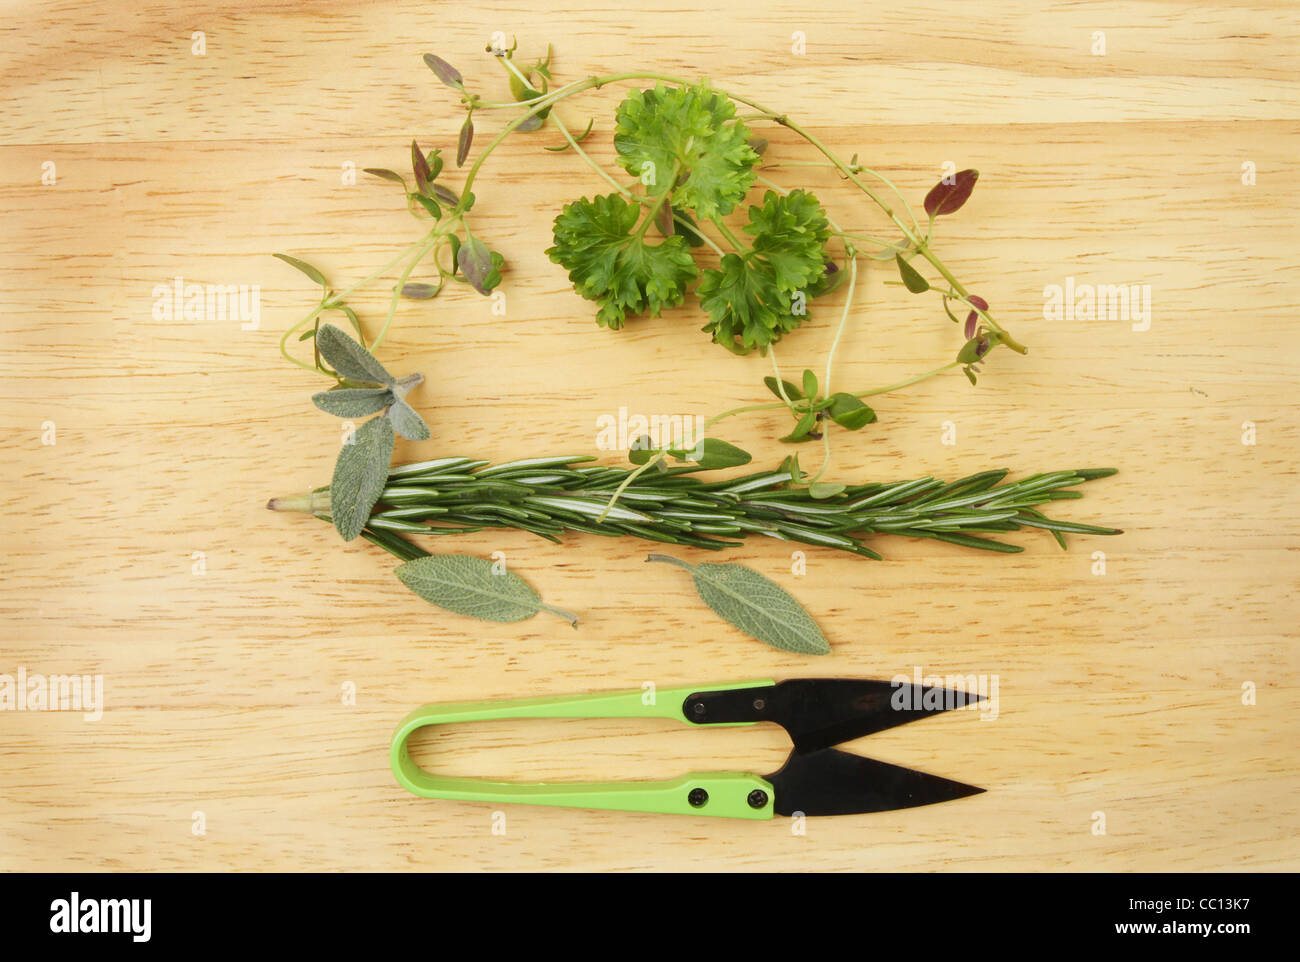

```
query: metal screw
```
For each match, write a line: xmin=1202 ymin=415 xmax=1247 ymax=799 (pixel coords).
xmin=688 ymin=788 xmax=709 ymax=807
xmin=747 ymin=790 xmax=769 ymax=809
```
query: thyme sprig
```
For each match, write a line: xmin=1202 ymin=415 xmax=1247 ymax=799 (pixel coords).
xmin=428 ymin=40 xmax=1025 ymax=489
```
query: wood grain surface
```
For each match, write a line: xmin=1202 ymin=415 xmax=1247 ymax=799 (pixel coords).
xmin=1 ymin=0 xmax=1297 ymax=872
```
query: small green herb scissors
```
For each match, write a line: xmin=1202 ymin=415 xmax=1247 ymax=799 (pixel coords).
xmin=391 ymin=678 xmax=984 ymax=819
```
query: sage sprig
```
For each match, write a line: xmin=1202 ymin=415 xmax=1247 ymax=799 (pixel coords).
xmin=310 ymin=324 xmax=431 ymax=540
xmin=647 ymin=554 xmax=830 ymax=655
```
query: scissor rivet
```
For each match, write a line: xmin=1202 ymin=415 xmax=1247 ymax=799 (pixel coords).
xmin=752 ymin=698 xmax=766 ymax=711
xmin=691 ymin=701 xmax=706 ymax=716
xmin=747 ymin=790 xmax=768 ymax=809
xmin=688 ymin=788 xmax=709 ymax=807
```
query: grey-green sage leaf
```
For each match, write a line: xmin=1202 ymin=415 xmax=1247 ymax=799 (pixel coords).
xmin=395 ymin=554 xmax=578 ymax=625
xmin=647 ymin=554 xmax=830 ymax=655
xmin=387 ymin=397 xmax=430 ymax=441
xmin=316 ymin=324 xmax=394 ymax=385
xmin=330 ymin=416 xmax=395 ymax=541
xmin=312 ymin=387 xmax=394 ymax=418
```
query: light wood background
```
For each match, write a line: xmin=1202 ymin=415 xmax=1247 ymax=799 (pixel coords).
xmin=2 ymin=0 xmax=1296 ymax=872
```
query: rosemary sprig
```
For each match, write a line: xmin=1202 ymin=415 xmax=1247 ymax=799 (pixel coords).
xmin=269 ymin=457 xmax=1121 ymax=560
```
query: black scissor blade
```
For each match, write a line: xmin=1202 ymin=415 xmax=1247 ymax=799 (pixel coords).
xmin=766 ymin=748 xmax=985 ymax=816
xmin=770 ymin=678 xmax=983 ymax=754
xmin=682 ymin=678 xmax=983 ymax=753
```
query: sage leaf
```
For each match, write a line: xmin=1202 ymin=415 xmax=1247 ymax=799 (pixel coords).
xmin=423 ymin=53 xmax=464 ymax=89
xmin=316 ymin=324 xmax=393 ymax=385
xmin=395 ymin=554 xmax=578 ymax=626
xmin=456 ymin=237 xmax=493 ymax=294
xmin=330 ymin=416 xmax=395 ymax=541
xmin=273 ymin=253 xmax=327 ymax=287
xmin=312 ymin=387 xmax=394 ymax=418
xmin=895 ymin=253 xmax=930 ymax=293
xmin=387 ymin=397 xmax=431 ymax=441
xmin=923 ymin=168 xmax=978 ymax=218
xmin=647 ymin=554 xmax=830 ymax=655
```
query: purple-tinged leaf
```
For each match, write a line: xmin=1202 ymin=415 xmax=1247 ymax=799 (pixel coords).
xmin=964 ymin=294 xmax=988 ymax=339
xmin=655 ymin=200 xmax=675 ymax=237
xmin=411 ymin=140 xmax=432 ymax=195
xmin=364 ymin=168 xmax=407 ymax=187
xmin=456 ymin=237 xmax=493 ymax=294
xmin=924 ymin=169 xmax=979 ymax=217
xmin=457 ymin=116 xmax=474 ymax=167
xmin=423 ymin=53 xmax=463 ymax=88
xmin=401 ymin=283 xmax=440 ymax=300
xmin=432 ymin=183 xmax=460 ymax=206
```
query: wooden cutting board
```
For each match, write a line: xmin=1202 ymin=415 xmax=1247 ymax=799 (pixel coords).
xmin=1 ymin=0 xmax=1296 ymax=871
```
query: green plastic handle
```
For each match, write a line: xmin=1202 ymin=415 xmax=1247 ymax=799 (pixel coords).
xmin=391 ymin=680 xmax=777 ymax=819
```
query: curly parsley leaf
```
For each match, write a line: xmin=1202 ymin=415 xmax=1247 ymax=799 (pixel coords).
xmin=746 ymin=189 xmax=832 ymax=290
xmin=698 ymin=189 xmax=832 ymax=353
xmin=613 ymin=83 xmax=759 ymax=220
xmin=546 ymin=193 xmax=698 ymax=329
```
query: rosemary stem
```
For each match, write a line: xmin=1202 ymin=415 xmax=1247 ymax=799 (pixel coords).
xmin=271 ymin=457 xmax=1120 ymax=560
